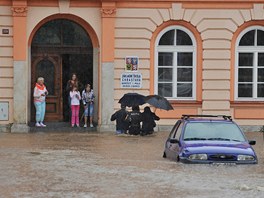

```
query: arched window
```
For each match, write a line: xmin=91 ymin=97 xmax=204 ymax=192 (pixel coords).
xmin=155 ymin=26 xmax=196 ymax=99
xmin=32 ymin=19 xmax=92 ymax=47
xmin=236 ymin=26 xmax=264 ymax=100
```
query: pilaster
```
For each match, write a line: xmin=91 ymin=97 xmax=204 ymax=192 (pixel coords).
xmin=11 ymin=0 xmax=29 ymax=133
xmin=99 ymin=2 xmax=116 ymax=131
xmin=101 ymin=2 xmax=116 ymax=62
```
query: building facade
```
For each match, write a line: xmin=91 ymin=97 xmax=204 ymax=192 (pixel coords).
xmin=0 ymin=0 xmax=264 ymax=132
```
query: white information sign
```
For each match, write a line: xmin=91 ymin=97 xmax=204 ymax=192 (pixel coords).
xmin=121 ymin=73 xmax=142 ymax=89
xmin=0 ymin=102 xmax=9 ymax=121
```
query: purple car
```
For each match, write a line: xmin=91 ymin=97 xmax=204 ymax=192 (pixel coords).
xmin=163 ymin=115 xmax=258 ymax=164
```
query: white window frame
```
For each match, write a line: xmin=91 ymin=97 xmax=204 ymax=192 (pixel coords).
xmin=154 ymin=26 xmax=197 ymax=100
xmin=235 ymin=26 xmax=264 ymax=101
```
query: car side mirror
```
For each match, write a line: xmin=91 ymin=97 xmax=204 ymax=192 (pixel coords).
xmin=248 ymin=140 xmax=256 ymax=145
xmin=170 ymin=138 xmax=179 ymax=144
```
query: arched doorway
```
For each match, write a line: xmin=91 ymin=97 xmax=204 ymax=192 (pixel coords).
xmin=31 ymin=19 xmax=94 ymax=122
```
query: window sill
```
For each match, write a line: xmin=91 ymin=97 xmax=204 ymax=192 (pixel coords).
xmin=231 ymin=101 xmax=264 ymax=107
xmin=169 ymin=100 xmax=202 ymax=107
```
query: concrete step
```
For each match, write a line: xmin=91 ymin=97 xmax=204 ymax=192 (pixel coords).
xmin=29 ymin=122 xmax=97 ymax=133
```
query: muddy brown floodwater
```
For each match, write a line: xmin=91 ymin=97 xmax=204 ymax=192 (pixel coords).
xmin=0 ymin=131 xmax=263 ymax=198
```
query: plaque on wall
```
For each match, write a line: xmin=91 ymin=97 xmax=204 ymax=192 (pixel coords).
xmin=125 ymin=56 xmax=139 ymax=72
xmin=121 ymin=73 xmax=142 ymax=89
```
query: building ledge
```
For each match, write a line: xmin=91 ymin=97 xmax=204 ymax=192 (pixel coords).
xmin=231 ymin=101 xmax=264 ymax=107
xmin=169 ymin=100 xmax=202 ymax=107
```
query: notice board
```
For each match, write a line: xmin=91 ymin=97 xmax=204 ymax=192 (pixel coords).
xmin=121 ymin=73 xmax=142 ymax=89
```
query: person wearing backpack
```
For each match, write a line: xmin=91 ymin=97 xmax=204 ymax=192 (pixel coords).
xmin=126 ymin=105 xmax=141 ymax=135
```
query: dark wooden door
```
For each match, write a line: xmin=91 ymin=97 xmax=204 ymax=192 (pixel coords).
xmin=31 ymin=54 xmax=63 ymax=122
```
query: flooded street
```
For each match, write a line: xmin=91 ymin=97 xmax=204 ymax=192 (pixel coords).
xmin=0 ymin=131 xmax=263 ymax=198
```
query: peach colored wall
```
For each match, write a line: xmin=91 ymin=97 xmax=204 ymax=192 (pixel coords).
xmin=114 ymin=7 xmax=163 ymax=112
xmin=0 ymin=5 xmax=14 ymax=124
xmin=114 ymin=2 xmax=264 ymax=126
xmin=114 ymin=5 xmax=205 ymax=123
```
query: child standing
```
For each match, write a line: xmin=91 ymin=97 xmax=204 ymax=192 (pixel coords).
xmin=70 ymin=86 xmax=81 ymax=127
xmin=82 ymin=84 xmax=95 ymax=128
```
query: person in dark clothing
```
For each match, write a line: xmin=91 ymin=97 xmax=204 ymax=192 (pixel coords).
xmin=141 ymin=106 xmax=160 ymax=136
xmin=127 ymin=105 xmax=141 ymax=135
xmin=66 ymin=73 xmax=80 ymax=102
xmin=111 ymin=104 xmax=129 ymax=134
xmin=66 ymin=73 xmax=82 ymax=122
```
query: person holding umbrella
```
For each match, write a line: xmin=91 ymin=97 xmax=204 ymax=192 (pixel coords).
xmin=117 ymin=93 xmax=145 ymax=135
xmin=110 ymin=104 xmax=129 ymax=134
xmin=142 ymin=94 xmax=173 ymax=134
xmin=118 ymin=93 xmax=145 ymax=107
xmin=141 ymin=106 xmax=160 ymax=136
xmin=126 ymin=105 xmax=142 ymax=135
xmin=145 ymin=95 xmax=174 ymax=111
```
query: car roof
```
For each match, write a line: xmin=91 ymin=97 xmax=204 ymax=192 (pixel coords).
xmin=183 ymin=119 xmax=234 ymax=123
xmin=180 ymin=115 xmax=235 ymax=124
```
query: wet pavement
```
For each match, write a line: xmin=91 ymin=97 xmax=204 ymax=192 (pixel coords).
xmin=0 ymin=131 xmax=263 ymax=198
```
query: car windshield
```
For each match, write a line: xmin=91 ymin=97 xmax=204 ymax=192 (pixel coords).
xmin=183 ymin=122 xmax=246 ymax=142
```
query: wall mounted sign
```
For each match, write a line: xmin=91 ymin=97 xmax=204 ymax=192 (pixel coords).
xmin=0 ymin=102 xmax=9 ymax=121
xmin=121 ymin=73 xmax=142 ymax=89
xmin=125 ymin=56 xmax=139 ymax=71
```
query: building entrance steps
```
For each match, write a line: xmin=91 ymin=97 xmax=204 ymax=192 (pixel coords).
xmin=29 ymin=122 xmax=97 ymax=133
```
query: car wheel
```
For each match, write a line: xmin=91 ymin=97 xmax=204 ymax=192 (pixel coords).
xmin=163 ymin=152 xmax=167 ymax=158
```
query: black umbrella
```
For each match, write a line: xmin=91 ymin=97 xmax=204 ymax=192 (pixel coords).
xmin=145 ymin=95 xmax=173 ymax=111
xmin=118 ymin=93 xmax=146 ymax=107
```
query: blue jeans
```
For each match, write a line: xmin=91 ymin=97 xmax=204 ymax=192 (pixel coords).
xmin=84 ymin=103 xmax=94 ymax=117
xmin=34 ymin=101 xmax=46 ymax=122
xmin=116 ymin=130 xmax=126 ymax=134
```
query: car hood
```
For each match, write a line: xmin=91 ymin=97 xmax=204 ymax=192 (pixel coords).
xmin=182 ymin=141 xmax=255 ymax=155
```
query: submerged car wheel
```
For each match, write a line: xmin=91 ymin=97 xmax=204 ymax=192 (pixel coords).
xmin=163 ymin=152 xmax=167 ymax=158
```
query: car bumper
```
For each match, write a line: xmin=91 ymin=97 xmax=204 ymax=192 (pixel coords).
xmin=180 ymin=157 xmax=258 ymax=164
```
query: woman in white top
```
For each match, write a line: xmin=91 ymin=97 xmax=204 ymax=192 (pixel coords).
xmin=33 ymin=77 xmax=48 ymax=127
xmin=70 ymin=85 xmax=81 ymax=127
